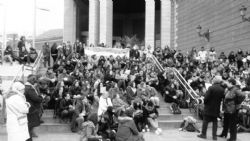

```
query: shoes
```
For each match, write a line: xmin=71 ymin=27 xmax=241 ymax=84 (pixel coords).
xmin=40 ymin=120 xmax=44 ymax=124
xmin=197 ymin=134 xmax=207 ymax=139
xmin=31 ymin=132 xmax=38 ymax=138
xmin=145 ymin=125 xmax=150 ymax=132
xmin=227 ymin=139 xmax=236 ymax=141
xmin=217 ymin=134 xmax=227 ymax=138
xmin=155 ymin=130 xmax=160 ymax=135
xmin=155 ymin=128 xmax=162 ymax=135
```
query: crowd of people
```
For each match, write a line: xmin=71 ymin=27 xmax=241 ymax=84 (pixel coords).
xmin=2 ymin=36 xmax=38 ymax=65
xmin=0 ymin=37 xmax=250 ymax=141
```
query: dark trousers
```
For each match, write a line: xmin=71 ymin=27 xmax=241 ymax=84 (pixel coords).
xmin=51 ymin=54 xmax=57 ymax=65
xmin=201 ymin=115 xmax=218 ymax=138
xmin=44 ymin=56 xmax=50 ymax=67
xmin=221 ymin=112 xmax=238 ymax=140
xmin=26 ymin=127 xmax=33 ymax=141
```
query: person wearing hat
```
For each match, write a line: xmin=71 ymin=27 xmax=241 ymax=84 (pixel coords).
xmin=6 ymin=82 xmax=30 ymax=141
xmin=218 ymin=78 xmax=245 ymax=141
xmin=198 ymin=75 xmax=225 ymax=140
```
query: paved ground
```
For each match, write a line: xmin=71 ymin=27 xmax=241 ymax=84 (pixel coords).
xmin=0 ymin=128 xmax=249 ymax=141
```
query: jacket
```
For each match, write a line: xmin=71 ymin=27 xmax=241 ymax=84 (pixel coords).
xmin=224 ymin=86 xmax=245 ymax=114
xmin=24 ymin=82 xmax=43 ymax=128
xmin=203 ymin=83 xmax=225 ymax=117
xmin=116 ymin=119 xmax=143 ymax=141
xmin=6 ymin=91 xmax=30 ymax=141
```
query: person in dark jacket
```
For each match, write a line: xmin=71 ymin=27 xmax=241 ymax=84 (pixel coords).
xmin=129 ymin=45 xmax=140 ymax=60
xmin=25 ymin=75 xmax=44 ymax=141
xmin=197 ymin=75 xmax=225 ymax=140
xmin=116 ymin=109 xmax=144 ymax=141
xmin=59 ymin=93 xmax=73 ymax=122
xmin=17 ymin=36 xmax=26 ymax=53
xmin=3 ymin=45 xmax=14 ymax=64
xmin=29 ymin=47 xmax=38 ymax=63
xmin=50 ymin=43 xmax=58 ymax=64
xmin=43 ymin=42 xmax=50 ymax=67
xmin=218 ymin=78 xmax=245 ymax=141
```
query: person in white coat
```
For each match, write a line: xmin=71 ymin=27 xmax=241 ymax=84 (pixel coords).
xmin=6 ymin=82 xmax=30 ymax=141
xmin=97 ymin=89 xmax=113 ymax=119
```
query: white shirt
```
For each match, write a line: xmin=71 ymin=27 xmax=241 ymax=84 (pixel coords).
xmin=97 ymin=96 xmax=113 ymax=116
xmin=198 ymin=50 xmax=207 ymax=63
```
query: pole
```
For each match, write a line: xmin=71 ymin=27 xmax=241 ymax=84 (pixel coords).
xmin=1 ymin=2 xmax=6 ymax=64
xmin=33 ymin=0 xmax=37 ymax=49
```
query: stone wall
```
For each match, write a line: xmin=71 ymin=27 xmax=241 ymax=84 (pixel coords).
xmin=173 ymin=0 xmax=250 ymax=54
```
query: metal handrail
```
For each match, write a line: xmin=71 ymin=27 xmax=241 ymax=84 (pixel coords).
xmin=149 ymin=54 xmax=202 ymax=112
xmin=171 ymin=68 xmax=200 ymax=100
xmin=24 ymin=50 xmax=43 ymax=74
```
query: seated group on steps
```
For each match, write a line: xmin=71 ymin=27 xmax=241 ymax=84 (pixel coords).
xmin=3 ymin=36 xmax=38 ymax=65
xmin=37 ymin=44 xmax=171 ymax=141
xmin=38 ymin=42 xmax=250 ymax=140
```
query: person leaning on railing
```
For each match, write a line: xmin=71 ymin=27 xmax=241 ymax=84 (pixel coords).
xmin=29 ymin=47 xmax=38 ymax=63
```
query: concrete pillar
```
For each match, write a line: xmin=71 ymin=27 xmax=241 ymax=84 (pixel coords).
xmin=161 ymin=0 xmax=171 ymax=48
xmin=174 ymin=0 xmax=178 ymax=49
xmin=99 ymin=0 xmax=113 ymax=47
xmin=145 ymin=0 xmax=155 ymax=52
xmin=89 ymin=0 xmax=100 ymax=46
xmin=63 ymin=0 xmax=77 ymax=43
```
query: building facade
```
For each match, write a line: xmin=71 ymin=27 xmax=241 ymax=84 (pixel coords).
xmin=63 ymin=0 xmax=172 ymax=51
xmin=64 ymin=0 xmax=250 ymax=53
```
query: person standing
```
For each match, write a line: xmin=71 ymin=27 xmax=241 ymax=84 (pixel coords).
xmin=50 ymin=43 xmax=58 ymax=65
xmin=6 ymin=82 xmax=30 ymax=141
xmin=17 ymin=36 xmax=26 ymax=54
xmin=25 ymin=75 xmax=44 ymax=141
xmin=43 ymin=42 xmax=51 ymax=67
xmin=197 ymin=75 xmax=225 ymax=140
xmin=218 ymin=78 xmax=245 ymax=141
xmin=17 ymin=36 xmax=30 ymax=64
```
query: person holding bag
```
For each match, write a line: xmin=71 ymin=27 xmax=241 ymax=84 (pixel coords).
xmin=218 ymin=78 xmax=246 ymax=141
xmin=6 ymin=82 xmax=31 ymax=141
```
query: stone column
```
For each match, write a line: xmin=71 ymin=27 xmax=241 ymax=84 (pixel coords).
xmin=145 ymin=0 xmax=155 ymax=52
xmin=161 ymin=0 xmax=171 ymax=48
xmin=99 ymin=0 xmax=113 ymax=47
xmin=63 ymin=0 xmax=77 ymax=43
xmin=89 ymin=0 xmax=100 ymax=46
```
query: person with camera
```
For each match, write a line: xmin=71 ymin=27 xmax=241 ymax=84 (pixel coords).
xmin=197 ymin=75 xmax=225 ymax=140
xmin=218 ymin=78 xmax=246 ymax=141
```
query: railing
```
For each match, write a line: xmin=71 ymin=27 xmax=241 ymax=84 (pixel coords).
xmin=6 ymin=50 xmax=43 ymax=92
xmin=148 ymin=54 xmax=202 ymax=113
xmin=24 ymin=50 xmax=43 ymax=75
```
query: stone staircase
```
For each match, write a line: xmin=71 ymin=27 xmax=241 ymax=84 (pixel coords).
xmin=0 ymin=97 xmax=197 ymax=135
xmin=157 ymin=93 xmax=196 ymax=130
xmin=0 ymin=64 xmax=198 ymax=134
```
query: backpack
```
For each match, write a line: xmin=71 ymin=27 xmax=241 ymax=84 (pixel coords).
xmin=170 ymin=103 xmax=181 ymax=114
xmin=179 ymin=100 xmax=189 ymax=109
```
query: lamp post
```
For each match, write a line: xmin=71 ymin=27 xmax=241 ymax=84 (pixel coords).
xmin=196 ymin=25 xmax=210 ymax=42
xmin=33 ymin=0 xmax=50 ymax=49
xmin=0 ymin=2 xmax=6 ymax=65
xmin=240 ymin=5 xmax=250 ymax=22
